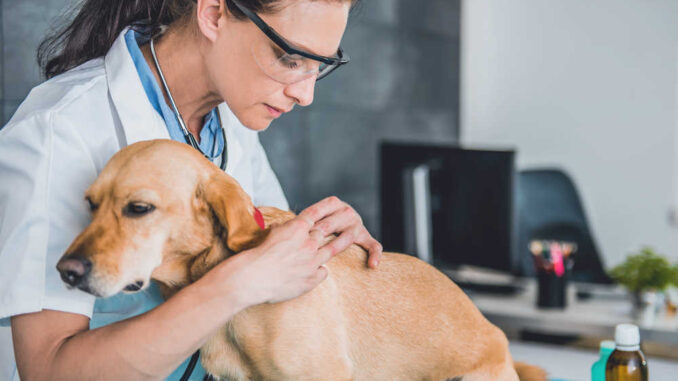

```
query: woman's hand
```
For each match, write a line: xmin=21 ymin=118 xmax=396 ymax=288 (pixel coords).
xmin=213 ymin=196 xmax=382 ymax=309
xmin=298 ymin=196 xmax=383 ymax=269
xmin=216 ymin=215 xmax=333 ymax=307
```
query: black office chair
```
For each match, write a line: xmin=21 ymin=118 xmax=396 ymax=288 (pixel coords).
xmin=516 ymin=169 xmax=612 ymax=284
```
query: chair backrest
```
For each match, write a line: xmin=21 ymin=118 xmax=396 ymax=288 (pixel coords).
xmin=516 ymin=169 xmax=611 ymax=283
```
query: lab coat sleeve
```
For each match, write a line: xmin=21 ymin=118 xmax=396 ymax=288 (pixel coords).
xmin=0 ymin=111 xmax=97 ymax=326
xmin=250 ymin=134 xmax=289 ymax=211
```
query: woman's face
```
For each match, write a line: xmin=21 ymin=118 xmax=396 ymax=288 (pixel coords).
xmin=205 ymin=0 xmax=350 ymax=131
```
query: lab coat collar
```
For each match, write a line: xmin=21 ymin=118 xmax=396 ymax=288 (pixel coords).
xmin=105 ymin=27 xmax=170 ymax=146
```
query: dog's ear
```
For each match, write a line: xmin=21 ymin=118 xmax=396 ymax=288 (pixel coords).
xmin=201 ymin=171 xmax=267 ymax=253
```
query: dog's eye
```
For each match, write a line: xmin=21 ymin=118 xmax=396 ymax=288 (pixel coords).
xmin=86 ymin=197 xmax=98 ymax=212
xmin=123 ymin=202 xmax=155 ymax=217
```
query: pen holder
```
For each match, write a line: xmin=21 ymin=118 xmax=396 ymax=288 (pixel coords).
xmin=530 ymin=240 xmax=576 ymax=309
xmin=536 ymin=270 xmax=567 ymax=308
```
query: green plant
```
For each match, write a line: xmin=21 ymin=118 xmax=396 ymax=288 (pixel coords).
xmin=609 ymin=247 xmax=677 ymax=293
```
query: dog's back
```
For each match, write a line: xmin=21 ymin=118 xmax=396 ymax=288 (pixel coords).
xmin=204 ymin=207 xmax=539 ymax=381
xmin=329 ymin=246 xmax=512 ymax=380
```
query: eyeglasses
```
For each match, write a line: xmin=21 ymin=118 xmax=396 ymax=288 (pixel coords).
xmin=230 ymin=0 xmax=350 ymax=84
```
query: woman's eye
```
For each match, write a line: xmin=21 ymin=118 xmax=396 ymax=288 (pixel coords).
xmin=279 ymin=54 xmax=301 ymax=70
xmin=123 ymin=202 xmax=155 ymax=217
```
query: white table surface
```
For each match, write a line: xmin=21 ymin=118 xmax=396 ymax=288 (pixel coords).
xmin=466 ymin=279 xmax=678 ymax=345
xmin=509 ymin=340 xmax=678 ymax=381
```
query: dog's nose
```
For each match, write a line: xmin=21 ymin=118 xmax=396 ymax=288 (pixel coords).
xmin=56 ymin=256 xmax=92 ymax=287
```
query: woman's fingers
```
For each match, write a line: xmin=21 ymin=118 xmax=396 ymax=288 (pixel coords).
xmin=319 ymin=228 xmax=357 ymax=258
xmin=311 ymin=265 xmax=329 ymax=284
xmin=313 ymin=245 xmax=336 ymax=269
xmin=298 ymin=265 xmax=328 ymax=296
xmin=296 ymin=214 xmax=315 ymax=230
xmin=308 ymin=228 xmax=325 ymax=247
xmin=312 ymin=206 xmax=356 ymax=236
xmin=318 ymin=228 xmax=383 ymax=268
xmin=356 ymin=233 xmax=383 ymax=268
xmin=300 ymin=196 xmax=384 ymax=269
xmin=286 ymin=216 xmax=313 ymax=235
xmin=298 ymin=196 xmax=344 ymax=225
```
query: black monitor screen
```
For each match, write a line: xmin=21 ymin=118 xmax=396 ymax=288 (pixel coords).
xmin=380 ymin=142 xmax=517 ymax=274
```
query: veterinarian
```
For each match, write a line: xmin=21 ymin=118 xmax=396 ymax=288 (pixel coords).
xmin=0 ymin=0 xmax=382 ymax=379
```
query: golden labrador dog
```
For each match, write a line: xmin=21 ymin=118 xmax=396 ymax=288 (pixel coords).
xmin=57 ymin=140 xmax=546 ymax=381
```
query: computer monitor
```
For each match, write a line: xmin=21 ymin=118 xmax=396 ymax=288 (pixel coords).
xmin=380 ymin=142 xmax=518 ymax=275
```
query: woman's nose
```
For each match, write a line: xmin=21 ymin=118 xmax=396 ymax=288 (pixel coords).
xmin=284 ymin=76 xmax=317 ymax=107
xmin=56 ymin=256 xmax=92 ymax=287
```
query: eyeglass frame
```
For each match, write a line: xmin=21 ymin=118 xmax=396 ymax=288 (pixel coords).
xmin=229 ymin=0 xmax=350 ymax=81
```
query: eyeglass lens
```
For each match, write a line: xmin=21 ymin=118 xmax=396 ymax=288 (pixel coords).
xmin=251 ymin=42 xmax=337 ymax=84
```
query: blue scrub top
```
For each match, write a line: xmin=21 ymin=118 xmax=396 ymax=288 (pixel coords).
xmin=89 ymin=27 xmax=220 ymax=381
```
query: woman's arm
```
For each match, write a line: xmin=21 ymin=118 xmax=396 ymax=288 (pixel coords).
xmin=11 ymin=214 xmax=330 ymax=380
xmin=11 ymin=269 xmax=243 ymax=381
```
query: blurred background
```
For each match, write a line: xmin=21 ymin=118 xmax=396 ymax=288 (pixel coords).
xmin=0 ymin=0 xmax=461 ymax=237
xmin=2 ymin=0 xmax=678 ymax=379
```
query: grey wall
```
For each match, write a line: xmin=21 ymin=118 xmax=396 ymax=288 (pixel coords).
xmin=260 ymin=0 xmax=461 ymax=237
xmin=1 ymin=0 xmax=75 ymax=124
xmin=1 ymin=0 xmax=461 ymax=239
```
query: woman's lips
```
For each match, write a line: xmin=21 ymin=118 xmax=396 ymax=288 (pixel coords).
xmin=265 ymin=104 xmax=284 ymax=118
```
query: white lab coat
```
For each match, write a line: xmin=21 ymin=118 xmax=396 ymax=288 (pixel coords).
xmin=0 ymin=27 xmax=288 ymax=380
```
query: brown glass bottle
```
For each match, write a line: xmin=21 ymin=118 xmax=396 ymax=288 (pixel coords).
xmin=605 ymin=324 xmax=648 ymax=381
xmin=605 ymin=349 xmax=648 ymax=381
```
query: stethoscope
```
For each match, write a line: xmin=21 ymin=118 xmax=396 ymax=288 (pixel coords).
xmin=149 ymin=36 xmax=228 ymax=171
xmin=150 ymin=34 xmax=223 ymax=381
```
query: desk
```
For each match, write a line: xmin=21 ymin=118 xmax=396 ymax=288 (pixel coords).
xmin=463 ymin=279 xmax=678 ymax=355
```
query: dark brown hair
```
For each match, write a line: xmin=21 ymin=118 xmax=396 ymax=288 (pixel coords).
xmin=38 ymin=0 xmax=358 ymax=79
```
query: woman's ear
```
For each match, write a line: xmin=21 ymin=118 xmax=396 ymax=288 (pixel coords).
xmin=195 ymin=0 xmax=227 ymax=42
xmin=202 ymin=171 xmax=267 ymax=252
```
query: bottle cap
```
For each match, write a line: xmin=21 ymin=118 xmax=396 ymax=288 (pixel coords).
xmin=614 ymin=323 xmax=640 ymax=350
xmin=599 ymin=340 xmax=615 ymax=355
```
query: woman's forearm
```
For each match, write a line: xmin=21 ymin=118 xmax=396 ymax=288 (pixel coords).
xmin=13 ymin=275 xmax=246 ymax=381
xmin=55 ymin=279 xmax=244 ymax=380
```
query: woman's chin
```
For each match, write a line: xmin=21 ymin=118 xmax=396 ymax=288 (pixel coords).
xmin=242 ymin=115 xmax=273 ymax=131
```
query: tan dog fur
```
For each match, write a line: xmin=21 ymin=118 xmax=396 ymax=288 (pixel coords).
xmin=60 ymin=140 xmax=546 ymax=381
